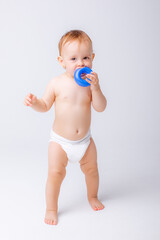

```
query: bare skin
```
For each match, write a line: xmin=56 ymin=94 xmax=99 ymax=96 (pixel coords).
xmin=24 ymin=39 xmax=107 ymax=225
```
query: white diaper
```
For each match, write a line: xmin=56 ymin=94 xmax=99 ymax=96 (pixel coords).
xmin=49 ymin=129 xmax=91 ymax=163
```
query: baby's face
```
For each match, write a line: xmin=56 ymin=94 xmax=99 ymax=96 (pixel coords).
xmin=59 ymin=40 xmax=94 ymax=78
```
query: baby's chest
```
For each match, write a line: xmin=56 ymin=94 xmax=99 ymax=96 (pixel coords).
xmin=57 ymin=85 xmax=91 ymax=104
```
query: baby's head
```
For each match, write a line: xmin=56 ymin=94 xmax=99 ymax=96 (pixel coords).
xmin=57 ymin=30 xmax=95 ymax=77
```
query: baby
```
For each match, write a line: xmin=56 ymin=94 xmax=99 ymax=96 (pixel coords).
xmin=24 ymin=30 xmax=107 ymax=225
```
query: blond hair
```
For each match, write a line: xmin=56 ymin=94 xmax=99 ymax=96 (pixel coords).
xmin=58 ymin=30 xmax=93 ymax=56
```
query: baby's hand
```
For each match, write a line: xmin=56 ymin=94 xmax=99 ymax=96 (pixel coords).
xmin=85 ymin=72 xmax=100 ymax=91
xmin=24 ymin=93 xmax=37 ymax=107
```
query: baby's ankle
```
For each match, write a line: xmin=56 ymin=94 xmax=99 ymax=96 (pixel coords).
xmin=88 ymin=196 xmax=98 ymax=201
xmin=46 ymin=208 xmax=57 ymax=212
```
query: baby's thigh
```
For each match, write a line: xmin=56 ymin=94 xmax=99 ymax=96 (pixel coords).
xmin=79 ymin=138 xmax=97 ymax=170
xmin=48 ymin=141 xmax=68 ymax=172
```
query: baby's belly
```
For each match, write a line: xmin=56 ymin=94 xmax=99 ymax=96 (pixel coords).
xmin=52 ymin=103 xmax=91 ymax=140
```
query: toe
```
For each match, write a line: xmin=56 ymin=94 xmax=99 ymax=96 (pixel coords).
xmin=50 ymin=220 xmax=54 ymax=225
xmin=98 ymin=207 xmax=103 ymax=210
xmin=44 ymin=218 xmax=48 ymax=224
xmin=94 ymin=206 xmax=98 ymax=211
xmin=53 ymin=220 xmax=57 ymax=225
xmin=99 ymin=204 xmax=105 ymax=210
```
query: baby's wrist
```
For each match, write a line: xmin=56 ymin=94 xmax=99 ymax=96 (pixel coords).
xmin=91 ymin=84 xmax=100 ymax=92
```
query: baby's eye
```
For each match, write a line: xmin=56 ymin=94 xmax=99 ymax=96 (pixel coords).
xmin=84 ymin=57 xmax=89 ymax=60
xmin=71 ymin=58 xmax=76 ymax=61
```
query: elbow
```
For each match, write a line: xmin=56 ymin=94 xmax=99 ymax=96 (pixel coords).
xmin=45 ymin=104 xmax=52 ymax=112
xmin=94 ymin=99 xmax=107 ymax=112
xmin=40 ymin=98 xmax=49 ymax=112
xmin=95 ymin=107 xmax=106 ymax=112
xmin=43 ymin=101 xmax=48 ymax=112
xmin=93 ymin=104 xmax=107 ymax=112
xmin=41 ymin=97 xmax=54 ymax=112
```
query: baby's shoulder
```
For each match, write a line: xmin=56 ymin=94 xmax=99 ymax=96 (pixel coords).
xmin=48 ymin=74 xmax=63 ymax=88
xmin=51 ymin=73 xmax=66 ymax=84
xmin=47 ymin=74 xmax=66 ymax=96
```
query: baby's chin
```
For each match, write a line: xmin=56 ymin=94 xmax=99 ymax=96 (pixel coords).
xmin=65 ymin=71 xmax=74 ymax=78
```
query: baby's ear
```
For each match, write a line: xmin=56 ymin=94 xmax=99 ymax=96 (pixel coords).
xmin=57 ymin=56 xmax=66 ymax=69
xmin=92 ymin=53 xmax=95 ymax=61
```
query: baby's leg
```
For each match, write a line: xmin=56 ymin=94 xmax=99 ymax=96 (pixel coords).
xmin=45 ymin=141 xmax=68 ymax=225
xmin=79 ymin=138 xmax=104 ymax=211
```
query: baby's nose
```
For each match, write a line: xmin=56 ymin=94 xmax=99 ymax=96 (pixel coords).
xmin=77 ymin=60 xmax=85 ymax=68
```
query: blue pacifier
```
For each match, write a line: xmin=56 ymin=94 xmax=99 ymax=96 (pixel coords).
xmin=74 ymin=67 xmax=92 ymax=87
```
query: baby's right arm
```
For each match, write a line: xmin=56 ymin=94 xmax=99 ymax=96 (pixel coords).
xmin=24 ymin=79 xmax=55 ymax=112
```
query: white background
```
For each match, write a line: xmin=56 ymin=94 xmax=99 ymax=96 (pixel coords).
xmin=0 ymin=0 xmax=160 ymax=239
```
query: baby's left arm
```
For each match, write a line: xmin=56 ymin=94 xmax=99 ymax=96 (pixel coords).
xmin=86 ymin=72 xmax=107 ymax=112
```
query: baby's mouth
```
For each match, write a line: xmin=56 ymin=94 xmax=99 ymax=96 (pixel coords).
xmin=81 ymin=73 xmax=87 ymax=79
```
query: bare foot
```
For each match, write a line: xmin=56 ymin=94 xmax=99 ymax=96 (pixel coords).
xmin=44 ymin=209 xmax=58 ymax=225
xmin=89 ymin=198 xmax=105 ymax=211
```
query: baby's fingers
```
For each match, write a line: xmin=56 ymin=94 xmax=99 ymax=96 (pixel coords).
xmin=24 ymin=99 xmax=32 ymax=106
xmin=24 ymin=96 xmax=32 ymax=106
xmin=85 ymin=74 xmax=95 ymax=83
xmin=26 ymin=96 xmax=32 ymax=102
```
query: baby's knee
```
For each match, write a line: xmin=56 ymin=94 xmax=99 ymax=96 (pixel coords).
xmin=81 ymin=163 xmax=98 ymax=176
xmin=48 ymin=166 xmax=66 ymax=180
